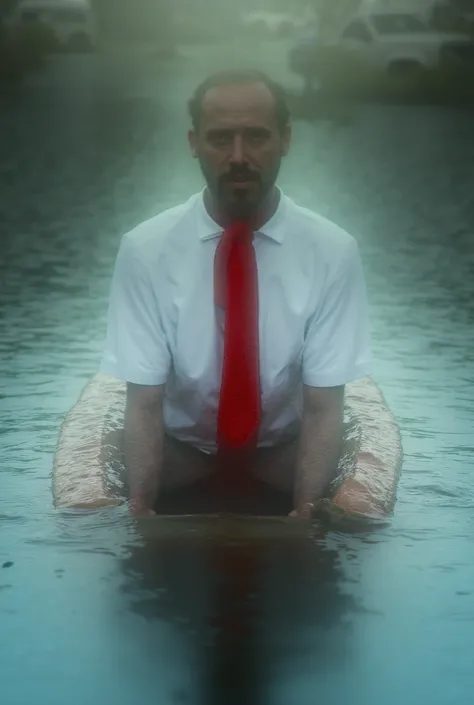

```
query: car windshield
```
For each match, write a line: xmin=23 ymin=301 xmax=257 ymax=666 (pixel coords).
xmin=371 ymin=13 xmax=427 ymax=34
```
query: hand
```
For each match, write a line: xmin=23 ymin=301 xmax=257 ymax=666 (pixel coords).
xmin=128 ymin=498 xmax=157 ymax=518
xmin=288 ymin=502 xmax=314 ymax=521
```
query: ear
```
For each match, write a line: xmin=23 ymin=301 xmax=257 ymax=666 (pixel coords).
xmin=188 ymin=129 xmax=198 ymax=158
xmin=281 ymin=123 xmax=292 ymax=157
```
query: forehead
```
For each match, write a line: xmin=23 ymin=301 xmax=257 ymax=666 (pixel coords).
xmin=199 ymin=82 xmax=278 ymax=131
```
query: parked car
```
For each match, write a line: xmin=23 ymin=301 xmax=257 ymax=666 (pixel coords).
xmin=289 ymin=9 xmax=474 ymax=87
xmin=5 ymin=0 xmax=97 ymax=52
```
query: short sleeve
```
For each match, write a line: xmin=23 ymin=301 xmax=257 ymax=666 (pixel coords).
xmin=99 ymin=234 xmax=171 ymax=385
xmin=302 ymin=238 xmax=372 ymax=387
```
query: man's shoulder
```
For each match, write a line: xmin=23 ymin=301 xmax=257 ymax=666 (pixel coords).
xmin=120 ymin=193 xmax=199 ymax=259
xmin=286 ymin=197 xmax=357 ymax=257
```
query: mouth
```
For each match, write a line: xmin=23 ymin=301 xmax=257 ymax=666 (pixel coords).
xmin=227 ymin=176 xmax=258 ymax=188
xmin=230 ymin=180 xmax=254 ymax=187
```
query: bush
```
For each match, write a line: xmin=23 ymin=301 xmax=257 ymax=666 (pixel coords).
xmin=0 ymin=20 xmax=55 ymax=80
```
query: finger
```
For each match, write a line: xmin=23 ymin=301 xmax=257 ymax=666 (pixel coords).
xmin=129 ymin=502 xmax=156 ymax=517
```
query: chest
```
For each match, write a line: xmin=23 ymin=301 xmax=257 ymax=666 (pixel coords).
xmin=157 ymin=238 xmax=321 ymax=375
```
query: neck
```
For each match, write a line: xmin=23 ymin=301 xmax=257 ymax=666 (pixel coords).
xmin=204 ymin=186 xmax=280 ymax=231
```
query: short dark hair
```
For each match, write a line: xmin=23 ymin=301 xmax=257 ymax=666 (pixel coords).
xmin=188 ymin=69 xmax=290 ymax=133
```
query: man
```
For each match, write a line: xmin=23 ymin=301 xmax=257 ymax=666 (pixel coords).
xmin=100 ymin=69 xmax=372 ymax=520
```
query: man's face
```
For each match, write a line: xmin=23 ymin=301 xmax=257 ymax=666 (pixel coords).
xmin=189 ymin=82 xmax=291 ymax=220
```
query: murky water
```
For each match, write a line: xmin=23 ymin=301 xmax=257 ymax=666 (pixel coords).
xmin=1 ymin=44 xmax=474 ymax=705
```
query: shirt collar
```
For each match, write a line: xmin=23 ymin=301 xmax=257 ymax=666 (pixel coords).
xmin=194 ymin=187 xmax=286 ymax=244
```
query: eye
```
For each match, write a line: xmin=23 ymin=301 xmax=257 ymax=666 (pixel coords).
xmin=245 ymin=129 xmax=270 ymax=144
xmin=208 ymin=131 xmax=233 ymax=146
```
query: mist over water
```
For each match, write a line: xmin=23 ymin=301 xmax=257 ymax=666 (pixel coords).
xmin=1 ymin=20 xmax=474 ymax=705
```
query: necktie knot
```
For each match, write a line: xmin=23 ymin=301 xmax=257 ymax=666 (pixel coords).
xmin=214 ymin=222 xmax=254 ymax=311
xmin=232 ymin=221 xmax=253 ymax=240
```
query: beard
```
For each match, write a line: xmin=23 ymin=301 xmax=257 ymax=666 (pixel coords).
xmin=198 ymin=157 xmax=282 ymax=221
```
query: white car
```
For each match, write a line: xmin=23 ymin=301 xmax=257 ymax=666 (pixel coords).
xmin=289 ymin=10 xmax=474 ymax=80
xmin=5 ymin=0 xmax=97 ymax=52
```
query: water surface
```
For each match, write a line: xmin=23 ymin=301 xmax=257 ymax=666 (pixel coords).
xmin=1 ymin=45 xmax=474 ymax=705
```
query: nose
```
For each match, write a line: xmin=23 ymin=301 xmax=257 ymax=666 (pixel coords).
xmin=229 ymin=134 xmax=246 ymax=165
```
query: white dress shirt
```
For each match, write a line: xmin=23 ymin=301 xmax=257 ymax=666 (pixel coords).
xmin=100 ymin=189 xmax=372 ymax=453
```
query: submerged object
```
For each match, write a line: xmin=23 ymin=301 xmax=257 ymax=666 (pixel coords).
xmin=52 ymin=374 xmax=403 ymax=523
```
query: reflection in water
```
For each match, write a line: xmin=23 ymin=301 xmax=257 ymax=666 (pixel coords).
xmin=120 ymin=522 xmax=359 ymax=704
xmin=206 ymin=541 xmax=263 ymax=704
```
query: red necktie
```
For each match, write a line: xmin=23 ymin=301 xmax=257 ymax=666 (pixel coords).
xmin=214 ymin=221 xmax=261 ymax=456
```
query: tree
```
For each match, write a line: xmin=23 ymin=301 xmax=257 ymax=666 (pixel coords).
xmin=430 ymin=0 xmax=474 ymax=30
xmin=0 ymin=0 xmax=18 ymax=19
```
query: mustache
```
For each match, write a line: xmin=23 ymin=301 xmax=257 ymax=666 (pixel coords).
xmin=221 ymin=170 xmax=260 ymax=183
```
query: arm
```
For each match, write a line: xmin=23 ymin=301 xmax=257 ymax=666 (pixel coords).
xmin=292 ymin=236 xmax=372 ymax=518
xmin=292 ymin=385 xmax=345 ymax=518
xmin=124 ymin=383 xmax=165 ymax=516
xmin=100 ymin=233 xmax=172 ymax=515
